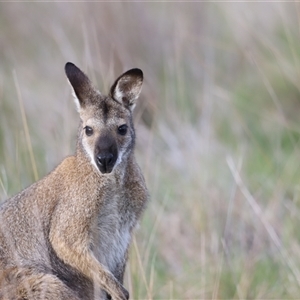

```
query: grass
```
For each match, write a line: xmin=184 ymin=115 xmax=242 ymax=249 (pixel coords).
xmin=1 ymin=2 xmax=300 ymax=299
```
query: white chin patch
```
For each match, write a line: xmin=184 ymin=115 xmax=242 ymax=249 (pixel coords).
xmin=82 ymin=139 xmax=99 ymax=172
xmin=114 ymin=145 xmax=128 ymax=169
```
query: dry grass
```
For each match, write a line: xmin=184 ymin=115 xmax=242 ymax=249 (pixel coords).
xmin=1 ymin=2 xmax=300 ymax=299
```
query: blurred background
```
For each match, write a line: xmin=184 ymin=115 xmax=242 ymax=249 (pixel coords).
xmin=1 ymin=2 xmax=300 ymax=298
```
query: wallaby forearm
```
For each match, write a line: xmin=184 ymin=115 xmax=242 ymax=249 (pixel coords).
xmin=50 ymin=235 xmax=128 ymax=300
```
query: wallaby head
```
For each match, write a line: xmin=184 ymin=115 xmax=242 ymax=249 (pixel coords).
xmin=65 ymin=62 xmax=143 ymax=174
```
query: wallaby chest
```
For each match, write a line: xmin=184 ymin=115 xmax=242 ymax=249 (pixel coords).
xmin=87 ymin=195 xmax=130 ymax=299
xmin=91 ymin=176 xmax=137 ymax=273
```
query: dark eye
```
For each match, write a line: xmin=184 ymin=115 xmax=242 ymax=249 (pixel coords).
xmin=84 ymin=126 xmax=93 ymax=136
xmin=118 ymin=124 xmax=128 ymax=136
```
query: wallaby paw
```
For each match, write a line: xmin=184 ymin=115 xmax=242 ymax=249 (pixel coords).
xmin=123 ymin=288 xmax=129 ymax=300
xmin=114 ymin=284 xmax=129 ymax=300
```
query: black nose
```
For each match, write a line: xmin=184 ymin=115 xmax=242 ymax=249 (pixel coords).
xmin=96 ymin=153 xmax=114 ymax=172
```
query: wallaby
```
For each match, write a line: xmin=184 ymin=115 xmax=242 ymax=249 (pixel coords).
xmin=0 ymin=62 xmax=149 ymax=300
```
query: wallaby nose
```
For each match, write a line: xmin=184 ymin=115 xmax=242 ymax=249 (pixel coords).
xmin=96 ymin=153 xmax=114 ymax=173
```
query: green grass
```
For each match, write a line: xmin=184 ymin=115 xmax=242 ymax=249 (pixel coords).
xmin=1 ymin=2 xmax=300 ymax=299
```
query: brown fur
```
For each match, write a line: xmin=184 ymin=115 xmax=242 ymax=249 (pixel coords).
xmin=0 ymin=63 xmax=149 ymax=300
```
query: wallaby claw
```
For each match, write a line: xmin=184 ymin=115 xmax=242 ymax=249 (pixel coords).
xmin=114 ymin=283 xmax=129 ymax=300
xmin=123 ymin=287 xmax=130 ymax=300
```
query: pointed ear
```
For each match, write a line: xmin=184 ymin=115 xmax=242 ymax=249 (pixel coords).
xmin=65 ymin=62 xmax=97 ymax=110
xmin=110 ymin=68 xmax=143 ymax=111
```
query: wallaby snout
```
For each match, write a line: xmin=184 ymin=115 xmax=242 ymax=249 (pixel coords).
xmin=95 ymin=134 xmax=118 ymax=174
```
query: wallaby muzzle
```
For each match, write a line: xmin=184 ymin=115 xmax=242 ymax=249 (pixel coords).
xmin=94 ymin=134 xmax=118 ymax=174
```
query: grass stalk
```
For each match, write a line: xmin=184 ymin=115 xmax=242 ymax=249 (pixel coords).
xmin=13 ymin=71 xmax=39 ymax=182
xmin=227 ymin=156 xmax=300 ymax=288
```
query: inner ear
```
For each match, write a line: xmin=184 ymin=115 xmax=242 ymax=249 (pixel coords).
xmin=110 ymin=68 xmax=143 ymax=110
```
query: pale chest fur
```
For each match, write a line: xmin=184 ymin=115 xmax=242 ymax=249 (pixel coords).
xmin=91 ymin=188 xmax=135 ymax=273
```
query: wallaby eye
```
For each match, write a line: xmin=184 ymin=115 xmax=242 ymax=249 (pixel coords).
xmin=118 ymin=124 xmax=128 ymax=136
xmin=84 ymin=126 xmax=93 ymax=136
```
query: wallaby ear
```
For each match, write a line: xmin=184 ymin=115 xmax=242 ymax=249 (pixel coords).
xmin=110 ymin=68 xmax=143 ymax=110
xmin=65 ymin=62 xmax=97 ymax=110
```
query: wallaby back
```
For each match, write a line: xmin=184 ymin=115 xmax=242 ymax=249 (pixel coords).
xmin=0 ymin=63 xmax=149 ymax=300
